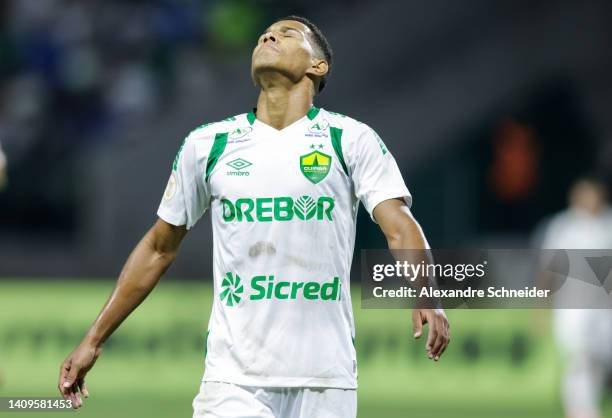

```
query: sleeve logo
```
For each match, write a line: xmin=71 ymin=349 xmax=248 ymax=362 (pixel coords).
xmin=163 ymin=173 xmax=177 ymax=201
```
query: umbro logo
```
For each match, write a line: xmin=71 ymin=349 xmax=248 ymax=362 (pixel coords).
xmin=226 ymin=158 xmax=252 ymax=177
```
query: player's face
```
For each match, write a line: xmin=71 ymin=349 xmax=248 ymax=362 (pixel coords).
xmin=570 ymin=182 xmax=607 ymax=214
xmin=251 ymin=20 xmax=318 ymax=87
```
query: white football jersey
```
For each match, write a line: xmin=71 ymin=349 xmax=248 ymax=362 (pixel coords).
xmin=157 ymin=106 xmax=411 ymax=388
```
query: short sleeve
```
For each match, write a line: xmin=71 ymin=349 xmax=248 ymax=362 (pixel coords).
xmin=157 ymin=137 xmax=211 ymax=230
xmin=349 ymin=125 xmax=412 ymax=223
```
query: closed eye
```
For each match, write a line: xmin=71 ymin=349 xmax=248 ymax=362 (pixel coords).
xmin=257 ymin=26 xmax=301 ymax=44
xmin=281 ymin=27 xmax=301 ymax=38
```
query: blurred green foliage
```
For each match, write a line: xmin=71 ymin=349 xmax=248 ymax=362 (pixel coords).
xmin=208 ymin=1 xmax=264 ymax=52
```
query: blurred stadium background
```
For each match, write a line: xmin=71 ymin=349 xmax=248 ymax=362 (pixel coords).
xmin=0 ymin=0 xmax=611 ymax=417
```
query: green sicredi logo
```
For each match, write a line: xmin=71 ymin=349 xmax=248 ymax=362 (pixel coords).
xmin=221 ymin=195 xmax=334 ymax=222
xmin=220 ymin=273 xmax=341 ymax=306
xmin=220 ymin=272 xmax=244 ymax=306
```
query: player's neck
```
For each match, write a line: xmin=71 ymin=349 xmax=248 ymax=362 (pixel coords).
xmin=255 ymin=80 xmax=314 ymax=130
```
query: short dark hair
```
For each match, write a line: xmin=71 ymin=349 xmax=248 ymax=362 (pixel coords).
xmin=278 ymin=15 xmax=333 ymax=93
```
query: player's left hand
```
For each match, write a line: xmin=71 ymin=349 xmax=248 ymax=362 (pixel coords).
xmin=412 ymin=309 xmax=450 ymax=361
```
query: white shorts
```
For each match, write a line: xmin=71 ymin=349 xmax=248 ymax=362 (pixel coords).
xmin=192 ymin=381 xmax=357 ymax=418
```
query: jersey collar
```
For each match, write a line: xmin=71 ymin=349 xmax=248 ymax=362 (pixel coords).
xmin=246 ymin=106 xmax=320 ymax=126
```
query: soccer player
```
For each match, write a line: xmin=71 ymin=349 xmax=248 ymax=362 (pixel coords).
xmin=58 ymin=15 xmax=450 ymax=417
xmin=539 ymin=178 xmax=612 ymax=418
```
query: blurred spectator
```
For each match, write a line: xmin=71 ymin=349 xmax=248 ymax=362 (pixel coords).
xmin=0 ymin=0 xmax=211 ymax=151
xmin=538 ymin=178 xmax=612 ymax=418
xmin=105 ymin=61 xmax=158 ymax=121
xmin=0 ymin=0 xmax=285 ymax=153
xmin=1 ymin=0 xmax=350 ymax=236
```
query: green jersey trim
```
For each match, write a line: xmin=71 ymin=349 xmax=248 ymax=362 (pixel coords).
xmin=172 ymin=139 xmax=186 ymax=171
xmin=330 ymin=127 xmax=349 ymax=176
xmin=205 ymin=132 xmax=229 ymax=182
xmin=306 ymin=106 xmax=320 ymax=120
xmin=246 ymin=110 xmax=256 ymax=125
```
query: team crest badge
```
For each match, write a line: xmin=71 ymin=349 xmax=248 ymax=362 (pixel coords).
xmin=300 ymin=150 xmax=332 ymax=184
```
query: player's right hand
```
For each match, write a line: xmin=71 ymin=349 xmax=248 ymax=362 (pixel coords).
xmin=58 ymin=341 xmax=102 ymax=409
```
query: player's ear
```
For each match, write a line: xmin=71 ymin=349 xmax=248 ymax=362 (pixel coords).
xmin=306 ymin=58 xmax=328 ymax=79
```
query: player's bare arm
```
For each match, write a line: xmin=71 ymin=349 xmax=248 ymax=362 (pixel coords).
xmin=57 ymin=219 xmax=187 ymax=408
xmin=373 ymin=198 xmax=451 ymax=362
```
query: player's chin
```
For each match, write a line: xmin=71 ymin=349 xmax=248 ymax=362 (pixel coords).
xmin=252 ymin=62 xmax=290 ymax=80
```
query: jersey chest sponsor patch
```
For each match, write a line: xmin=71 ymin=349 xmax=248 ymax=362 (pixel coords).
xmin=219 ymin=271 xmax=341 ymax=307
